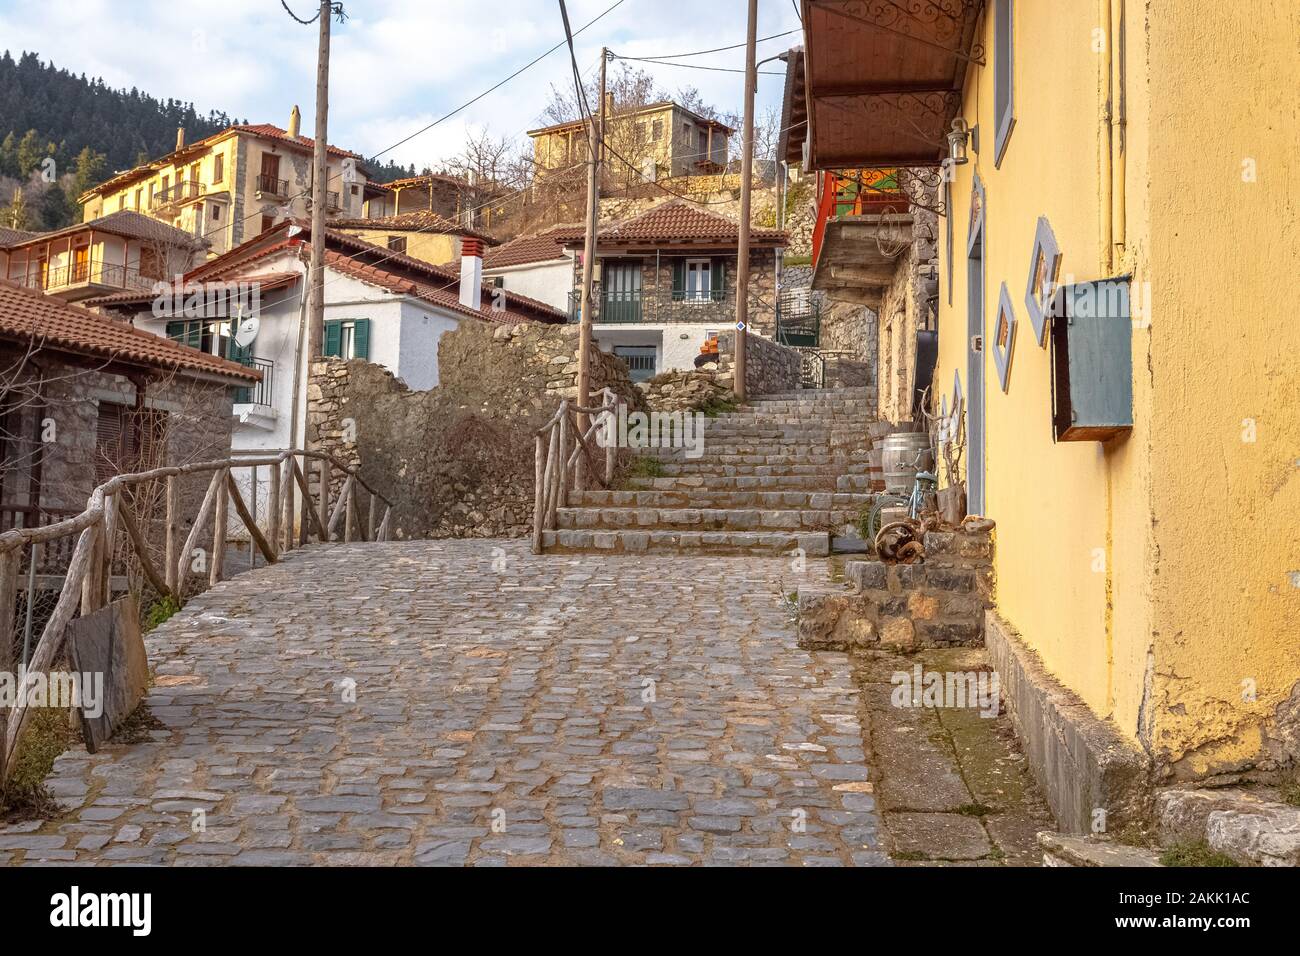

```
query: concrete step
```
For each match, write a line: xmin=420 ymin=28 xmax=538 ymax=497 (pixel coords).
xmin=555 ymin=506 xmax=857 ymax=532
xmin=627 ymin=474 xmax=840 ymax=491
xmin=542 ymin=529 xmax=830 ymax=556
xmin=570 ymin=489 xmax=874 ymax=510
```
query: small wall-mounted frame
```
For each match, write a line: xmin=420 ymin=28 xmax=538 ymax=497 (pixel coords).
xmin=1025 ymin=216 xmax=1062 ymax=346
xmin=949 ymin=369 xmax=965 ymax=439
xmin=993 ymin=283 xmax=1017 ymax=392
xmin=1050 ymin=277 xmax=1134 ymax=442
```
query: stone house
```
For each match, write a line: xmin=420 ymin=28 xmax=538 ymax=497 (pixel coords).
xmin=0 ymin=279 xmax=257 ymax=565
xmin=558 ymin=200 xmax=787 ymax=380
xmin=442 ymin=224 xmax=577 ymax=314
xmin=529 ymin=101 xmax=732 ymax=185
xmin=77 ymin=108 xmax=380 ymax=258
xmin=361 ymin=173 xmax=498 ymax=231
xmin=0 ymin=211 xmax=207 ymax=304
xmin=89 ymin=221 xmax=566 ymax=523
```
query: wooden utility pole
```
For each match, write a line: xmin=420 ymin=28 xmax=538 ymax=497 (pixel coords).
xmin=734 ymin=0 xmax=758 ymax=402
xmin=576 ymin=47 xmax=608 ymax=428
xmin=305 ymin=0 xmax=332 ymax=394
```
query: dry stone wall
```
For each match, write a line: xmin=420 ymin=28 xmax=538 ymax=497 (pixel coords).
xmin=309 ymin=321 xmax=643 ymax=540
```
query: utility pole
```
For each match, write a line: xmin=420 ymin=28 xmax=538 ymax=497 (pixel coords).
xmin=576 ymin=47 xmax=608 ymax=429
xmin=305 ymin=0 xmax=332 ymax=413
xmin=734 ymin=0 xmax=758 ymax=402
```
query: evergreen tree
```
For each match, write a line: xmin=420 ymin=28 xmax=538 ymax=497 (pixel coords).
xmin=0 ymin=132 xmax=15 ymax=177
xmin=16 ymin=129 xmax=42 ymax=176
xmin=37 ymin=181 xmax=70 ymax=229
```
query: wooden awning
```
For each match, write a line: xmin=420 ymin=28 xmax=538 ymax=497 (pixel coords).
xmin=801 ymin=0 xmax=983 ymax=169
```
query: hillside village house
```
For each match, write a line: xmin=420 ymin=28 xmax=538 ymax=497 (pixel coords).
xmin=562 ymin=201 xmax=787 ymax=381
xmin=91 ymin=221 xmax=565 ymax=520
xmin=792 ymin=0 xmax=1299 ymax=829
xmin=0 ymin=211 xmax=206 ymax=303
xmin=361 ymin=173 xmax=498 ymax=230
xmin=530 ymin=101 xmax=732 ymax=184
xmin=77 ymin=108 xmax=380 ymax=258
xmin=0 ymin=279 xmax=256 ymax=562
xmin=332 ymin=211 xmax=500 ymax=270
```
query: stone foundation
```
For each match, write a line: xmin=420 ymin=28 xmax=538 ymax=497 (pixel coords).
xmin=639 ymin=369 xmax=733 ymax=413
xmin=798 ymin=522 xmax=995 ymax=653
xmin=985 ymin=611 xmax=1154 ymax=835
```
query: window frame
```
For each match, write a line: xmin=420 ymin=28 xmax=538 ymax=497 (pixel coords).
xmin=992 ymin=0 xmax=1016 ymax=167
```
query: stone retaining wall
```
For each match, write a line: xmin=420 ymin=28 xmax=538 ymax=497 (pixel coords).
xmin=308 ymin=321 xmax=643 ymax=540
xmin=717 ymin=331 xmax=803 ymax=397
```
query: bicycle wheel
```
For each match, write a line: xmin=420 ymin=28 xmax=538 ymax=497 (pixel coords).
xmin=866 ymin=494 xmax=910 ymax=541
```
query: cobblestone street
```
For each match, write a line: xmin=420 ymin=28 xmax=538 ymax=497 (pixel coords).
xmin=4 ymin=540 xmax=890 ymax=866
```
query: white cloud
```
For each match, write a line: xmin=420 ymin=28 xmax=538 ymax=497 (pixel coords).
xmin=0 ymin=0 xmax=799 ymax=168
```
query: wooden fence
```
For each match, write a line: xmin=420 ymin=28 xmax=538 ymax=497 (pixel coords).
xmin=532 ymin=388 xmax=618 ymax=554
xmin=0 ymin=449 xmax=392 ymax=789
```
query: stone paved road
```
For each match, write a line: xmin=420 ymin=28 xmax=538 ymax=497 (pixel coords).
xmin=5 ymin=540 xmax=887 ymax=866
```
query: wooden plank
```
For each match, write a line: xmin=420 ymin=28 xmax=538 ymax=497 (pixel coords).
xmin=328 ymin=474 xmax=353 ymax=536
xmin=226 ymin=472 xmax=276 ymax=565
xmin=66 ymin=595 xmax=149 ymax=754
xmin=532 ymin=434 xmax=546 ymax=553
xmin=318 ymin=458 xmax=331 ymax=541
xmin=292 ymin=460 xmax=328 ymax=540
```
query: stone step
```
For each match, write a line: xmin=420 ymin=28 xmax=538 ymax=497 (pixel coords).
xmin=627 ymin=475 xmax=839 ymax=491
xmin=655 ymin=461 xmax=873 ymax=477
xmin=751 ymin=388 xmax=874 ymax=402
xmin=836 ymin=475 xmax=882 ymax=492
xmin=542 ymin=529 xmax=830 ymax=556
xmin=640 ymin=450 xmax=874 ymax=464
xmin=570 ymin=489 xmax=875 ymax=509
xmin=555 ymin=506 xmax=858 ymax=532
xmin=707 ymin=416 xmax=879 ymax=426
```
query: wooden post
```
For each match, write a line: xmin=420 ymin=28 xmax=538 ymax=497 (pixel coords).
xmin=557 ymin=408 xmax=569 ymax=510
xmin=117 ymin=497 xmax=171 ymax=600
xmin=0 ymin=548 xmax=14 ymax=775
xmin=80 ymin=519 xmax=103 ymax=616
xmin=367 ymin=491 xmax=377 ymax=542
xmin=733 ymin=0 xmax=758 ymax=403
xmin=344 ymin=480 xmax=356 ymax=542
xmin=164 ymin=474 xmax=179 ymax=592
xmin=226 ymin=473 xmax=277 ymax=565
xmin=532 ymin=434 xmax=546 ymax=553
xmin=268 ymin=459 xmax=282 ymax=558
xmin=99 ymin=491 xmax=118 ymax=606
xmin=544 ymin=424 xmax=562 ymax=531
xmin=318 ymin=458 xmax=331 ymax=542
xmin=177 ymin=468 xmax=225 ymax=592
xmin=210 ymin=468 xmax=228 ymax=586
xmin=575 ymin=46 xmax=608 ymax=433
xmin=328 ymin=474 xmax=353 ymax=537
xmin=604 ymin=389 xmax=616 ymax=487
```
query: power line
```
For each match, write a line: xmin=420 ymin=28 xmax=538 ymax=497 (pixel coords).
xmin=279 ymin=1 xmax=320 ymax=25
xmin=612 ymin=54 xmax=784 ymax=76
xmin=628 ymin=29 xmax=798 ymax=60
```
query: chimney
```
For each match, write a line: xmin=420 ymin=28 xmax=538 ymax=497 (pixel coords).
xmin=459 ymin=238 xmax=485 ymax=311
xmin=176 ymin=127 xmax=185 ymax=151
xmin=288 ymin=105 xmax=302 ymax=140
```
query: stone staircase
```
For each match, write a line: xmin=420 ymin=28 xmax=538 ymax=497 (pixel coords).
xmin=542 ymin=387 xmax=890 ymax=555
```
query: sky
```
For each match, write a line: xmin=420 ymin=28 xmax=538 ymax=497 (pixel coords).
xmin=0 ymin=0 xmax=803 ymax=171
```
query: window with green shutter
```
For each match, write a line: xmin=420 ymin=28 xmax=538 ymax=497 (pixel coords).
xmin=165 ymin=320 xmax=203 ymax=350
xmin=710 ymin=259 xmax=726 ymax=302
xmin=671 ymin=259 xmax=685 ymax=297
xmin=324 ymin=319 xmax=371 ymax=360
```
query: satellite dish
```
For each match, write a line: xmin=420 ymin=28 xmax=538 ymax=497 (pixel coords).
xmin=286 ymin=224 xmax=304 ymax=239
xmin=234 ymin=315 xmax=260 ymax=349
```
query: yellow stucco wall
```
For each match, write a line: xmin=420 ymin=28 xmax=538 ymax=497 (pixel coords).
xmin=935 ymin=0 xmax=1298 ymax=777
xmin=335 ymin=228 xmax=460 ymax=268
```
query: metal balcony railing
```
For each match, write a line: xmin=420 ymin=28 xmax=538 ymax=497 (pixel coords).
xmin=257 ymin=173 xmax=289 ymax=197
xmin=233 ymin=358 xmax=275 ymax=407
xmin=567 ymin=288 xmax=739 ymax=324
xmin=150 ymin=180 xmax=206 ymax=211
xmin=17 ymin=259 xmax=159 ymax=293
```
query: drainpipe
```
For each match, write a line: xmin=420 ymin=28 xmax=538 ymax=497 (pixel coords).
xmin=1099 ymin=0 xmax=1115 ymax=273
xmin=1112 ymin=0 xmax=1127 ymax=258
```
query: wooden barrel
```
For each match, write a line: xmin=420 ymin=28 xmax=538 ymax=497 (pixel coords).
xmin=879 ymin=433 xmax=933 ymax=493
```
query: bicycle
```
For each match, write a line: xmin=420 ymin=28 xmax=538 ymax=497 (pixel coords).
xmin=862 ymin=449 xmax=937 ymax=543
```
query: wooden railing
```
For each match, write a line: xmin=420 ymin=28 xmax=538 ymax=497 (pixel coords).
xmin=0 ymin=449 xmax=393 ymax=790
xmin=532 ymin=388 xmax=618 ymax=554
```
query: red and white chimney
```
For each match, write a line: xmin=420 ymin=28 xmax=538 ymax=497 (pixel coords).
xmin=459 ymin=237 xmax=485 ymax=311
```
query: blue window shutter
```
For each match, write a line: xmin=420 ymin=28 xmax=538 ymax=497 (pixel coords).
xmin=323 ymin=320 xmax=342 ymax=357
xmin=353 ymin=319 xmax=370 ymax=360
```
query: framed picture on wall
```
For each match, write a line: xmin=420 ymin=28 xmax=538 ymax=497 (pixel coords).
xmin=1025 ymin=216 xmax=1062 ymax=346
xmin=994 ymin=282 xmax=1018 ymax=391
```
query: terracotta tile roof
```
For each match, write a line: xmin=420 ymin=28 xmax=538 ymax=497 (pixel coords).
xmin=331 ymin=211 xmax=499 ymax=245
xmin=178 ymin=221 xmax=567 ymax=324
xmin=0 ymin=227 xmax=40 ymax=248
xmin=373 ymin=173 xmax=481 ymax=191
xmin=84 ymin=123 xmax=367 ymax=199
xmin=4 ymin=210 xmax=207 ymax=252
xmin=585 ymin=199 xmax=787 ymax=248
xmin=0 ymin=280 xmax=259 ymax=382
